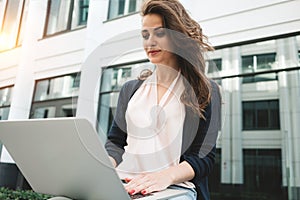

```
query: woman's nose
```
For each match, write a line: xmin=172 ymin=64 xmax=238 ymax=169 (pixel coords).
xmin=147 ymin=35 xmax=157 ymax=47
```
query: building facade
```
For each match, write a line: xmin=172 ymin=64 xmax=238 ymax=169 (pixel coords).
xmin=0 ymin=0 xmax=299 ymax=199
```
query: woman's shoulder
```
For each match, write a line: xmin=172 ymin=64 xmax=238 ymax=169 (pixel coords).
xmin=118 ymin=79 xmax=144 ymax=101
xmin=121 ymin=79 xmax=144 ymax=91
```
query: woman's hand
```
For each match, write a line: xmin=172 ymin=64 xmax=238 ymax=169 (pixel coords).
xmin=124 ymin=170 xmax=173 ymax=195
xmin=125 ymin=161 xmax=195 ymax=195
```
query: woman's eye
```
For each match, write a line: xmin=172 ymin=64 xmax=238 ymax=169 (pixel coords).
xmin=142 ymin=33 xmax=149 ymax=40
xmin=155 ymin=30 xmax=166 ymax=38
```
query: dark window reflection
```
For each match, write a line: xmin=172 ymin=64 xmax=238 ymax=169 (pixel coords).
xmin=243 ymin=100 xmax=280 ymax=130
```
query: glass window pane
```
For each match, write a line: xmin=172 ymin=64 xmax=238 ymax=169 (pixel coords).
xmin=269 ymin=101 xmax=280 ymax=129
xmin=256 ymin=101 xmax=268 ymax=129
xmin=0 ymin=87 xmax=13 ymax=106
xmin=0 ymin=0 xmax=22 ymax=51
xmin=97 ymin=62 xmax=154 ymax=135
xmin=243 ymin=102 xmax=255 ymax=130
xmin=243 ymin=100 xmax=280 ymax=130
xmin=108 ymin=0 xmax=141 ymax=19
xmin=118 ymin=0 xmax=125 ymax=15
xmin=72 ymin=0 xmax=89 ymax=28
xmin=0 ymin=1 xmax=5 ymax=21
xmin=243 ymin=149 xmax=286 ymax=199
xmin=46 ymin=0 xmax=71 ymax=35
xmin=97 ymin=93 xmax=115 ymax=136
xmin=254 ymin=73 xmax=277 ymax=82
xmin=257 ymin=109 xmax=268 ymax=128
xmin=17 ymin=0 xmax=29 ymax=46
xmin=107 ymin=0 xmax=116 ymax=19
xmin=242 ymin=53 xmax=277 ymax=83
xmin=128 ymin=0 xmax=136 ymax=13
xmin=31 ymin=74 xmax=79 ymax=119
xmin=242 ymin=56 xmax=254 ymax=73
xmin=257 ymin=53 xmax=276 ymax=70
xmin=61 ymin=103 xmax=77 ymax=117
xmin=0 ymin=107 xmax=10 ymax=120
xmin=100 ymin=63 xmax=153 ymax=93
xmin=78 ymin=0 xmax=89 ymax=26
xmin=31 ymin=106 xmax=56 ymax=118
xmin=208 ymin=58 xmax=222 ymax=74
xmin=34 ymin=73 xmax=80 ymax=101
xmin=30 ymin=99 xmax=77 ymax=118
xmin=34 ymin=79 xmax=49 ymax=101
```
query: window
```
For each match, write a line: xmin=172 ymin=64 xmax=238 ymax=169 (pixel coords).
xmin=243 ymin=100 xmax=280 ymax=130
xmin=30 ymin=73 xmax=80 ymax=118
xmin=44 ymin=0 xmax=89 ymax=36
xmin=207 ymin=58 xmax=222 ymax=74
xmin=242 ymin=53 xmax=277 ymax=83
xmin=107 ymin=0 xmax=143 ymax=20
xmin=97 ymin=62 xmax=153 ymax=135
xmin=0 ymin=0 xmax=29 ymax=51
xmin=209 ymin=149 xmax=287 ymax=200
xmin=16 ymin=0 xmax=29 ymax=46
xmin=0 ymin=86 xmax=13 ymax=120
xmin=207 ymin=58 xmax=222 ymax=85
xmin=243 ymin=149 xmax=286 ymax=200
xmin=78 ymin=0 xmax=89 ymax=25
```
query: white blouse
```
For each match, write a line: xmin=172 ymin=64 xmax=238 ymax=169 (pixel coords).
xmin=116 ymin=70 xmax=194 ymax=189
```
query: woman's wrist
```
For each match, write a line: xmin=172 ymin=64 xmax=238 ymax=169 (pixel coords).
xmin=161 ymin=168 xmax=176 ymax=185
xmin=163 ymin=161 xmax=195 ymax=185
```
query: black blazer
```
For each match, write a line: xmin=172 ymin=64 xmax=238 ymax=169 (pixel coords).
xmin=105 ymin=79 xmax=221 ymax=200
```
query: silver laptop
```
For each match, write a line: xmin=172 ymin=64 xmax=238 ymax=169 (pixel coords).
xmin=0 ymin=118 xmax=187 ymax=200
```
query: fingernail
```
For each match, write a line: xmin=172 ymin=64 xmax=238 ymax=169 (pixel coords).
xmin=125 ymin=178 xmax=132 ymax=183
xmin=141 ymin=190 xmax=146 ymax=195
xmin=129 ymin=190 xmax=135 ymax=195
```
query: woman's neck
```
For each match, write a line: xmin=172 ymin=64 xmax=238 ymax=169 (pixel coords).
xmin=156 ymin=64 xmax=179 ymax=85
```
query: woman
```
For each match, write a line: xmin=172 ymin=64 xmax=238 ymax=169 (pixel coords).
xmin=105 ymin=0 xmax=221 ymax=199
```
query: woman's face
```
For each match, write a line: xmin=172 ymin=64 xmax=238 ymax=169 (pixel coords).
xmin=142 ymin=14 xmax=177 ymax=68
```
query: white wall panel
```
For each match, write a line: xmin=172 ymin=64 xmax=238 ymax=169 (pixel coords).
xmin=181 ymin=0 xmax=300 ymax=46
xmin=243 ymin=130 xmax=282 ymax=148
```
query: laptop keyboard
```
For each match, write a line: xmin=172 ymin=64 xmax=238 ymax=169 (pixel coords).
xmin=130 ymin=193 xmax=153 ymax=199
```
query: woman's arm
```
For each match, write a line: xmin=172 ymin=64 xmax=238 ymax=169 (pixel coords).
xmin=105 ymin=119 xmax=128 ymax=166
xmin=181 ymin=80 xmax=221 ymax=182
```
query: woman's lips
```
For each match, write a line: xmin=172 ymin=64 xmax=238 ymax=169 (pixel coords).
xmin=148 ymin=50 xmax=161 ymax=56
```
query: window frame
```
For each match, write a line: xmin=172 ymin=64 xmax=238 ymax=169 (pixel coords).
xmin=242 ymin=53 xmax=276 ymax=72
xmin=242 ymin=149 xmax=286 ymax=199
xmin=241 ymin=53 xmax=277 ymax=83
xmin=78 ymin=0 xmax=89 ymax=26
xmin=0 ymin=0 xmax=28 ymax=52
xmin=97 ymin=60 xmax=153 ymax=135
xmin=207 ymin=58 xmax=222 ymax=74
xmin=107 ymin=0 xmax=142 ymax=20
xmin=242 ymin=100 xmax=280 ymax=130
xmin=43 ymin=0 xmax=89 ymax=37
xmin=0 ymin=85 xmax=14 ymax=120
xmin=30 ymin=73 xmax=80 ymax=119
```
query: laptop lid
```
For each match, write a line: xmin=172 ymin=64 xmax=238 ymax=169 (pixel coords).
xmin=0 ymin=118 xmax=133 ymax=199
xmin=0 ymin=118 xmax=187 ymax=200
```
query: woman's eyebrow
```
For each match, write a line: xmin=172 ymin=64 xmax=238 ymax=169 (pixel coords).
xmin=141 ymin=26 xmax=164 ymax=32
xmin=154 ymin=26 xmax=164 ymax=31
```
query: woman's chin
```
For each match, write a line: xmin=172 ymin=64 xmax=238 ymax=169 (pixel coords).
xmin=148 ymin=58 xmax=163 ymax=65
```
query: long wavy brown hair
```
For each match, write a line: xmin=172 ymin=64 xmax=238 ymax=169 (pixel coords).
xmin=140 ymin=0 xmax=214 ymax=119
